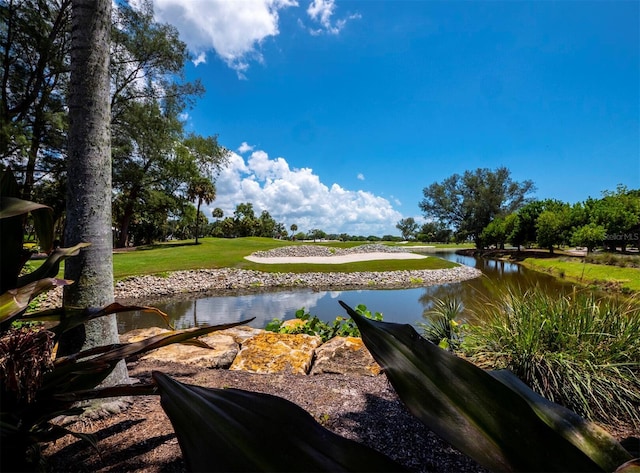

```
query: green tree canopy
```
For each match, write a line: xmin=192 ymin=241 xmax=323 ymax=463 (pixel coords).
xmin=396 ymin=217 xmax=418 ymax=241
xmin=419 ymin=167 xmax=535 ymax=248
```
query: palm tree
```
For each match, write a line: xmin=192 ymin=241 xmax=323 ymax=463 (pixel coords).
xmin=62 ymin=0 xmax=128 ymax=385
xmin=290 ymin=223 xmax=298 ymax=240
xmin=187 ymin=176 xmax=216 ymax=244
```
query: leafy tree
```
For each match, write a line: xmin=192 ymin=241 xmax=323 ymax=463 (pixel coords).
xmin=212 ymin=207 xmax=224 ymax=220
xmin=257 ymin=210 xmax=277 ymax=238
xmin=187 ymin=176 xmax=215 ymax=244
xmin=1 ymin=0 xmax=71 ymax=201
xmin=232 ymin=202 xmax=259 ymax=237
xmin=308 ymin=228 xmax=327 ymax=241
xmin=417 ymin=221 xmax=452 ymax=243
xmin=571 ymin=223 xmax=606 ymax=253
xmin=420 ymin=167 xmax=535 ymax=248
xmin=536 ymin=209 xmax=568 ymax=254
xmin=481 ymin=214 xmax=515 ymax=249
xmin=61 ymin=0 xmax=128 ymax=386
xmin=396 ymin=217 xmax=418 ymax=240
xmin=591 ymin=186 xmax=640 ymax=251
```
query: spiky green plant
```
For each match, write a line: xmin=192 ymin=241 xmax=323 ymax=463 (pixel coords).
xmin=418 ymin=296 xmax=465 ymax=350
xmin=462 ymin=286 xmax=640 ymax=427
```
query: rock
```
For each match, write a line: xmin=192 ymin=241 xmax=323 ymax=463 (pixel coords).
xmin=230 ymin=332 xmax=322 ymax=374
xmin=218 ymin=326 xmax=265 ymax=344
xmin=139 ymin=333 xmax=238 ymax=369
xmin=119 ymin=327 xmax=170 ymax=344
xmin=281 ymin=318 xmax=306 ymax=330
xmin=311 ymin=336 xmax=381 ymax=376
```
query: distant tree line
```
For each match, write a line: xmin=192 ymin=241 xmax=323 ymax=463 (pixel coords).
xmin=411 ymin=167 xmax=639 ymax=253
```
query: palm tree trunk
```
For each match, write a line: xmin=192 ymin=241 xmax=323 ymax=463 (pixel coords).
xmin=61 ymin=0 xmax=128 ymax=386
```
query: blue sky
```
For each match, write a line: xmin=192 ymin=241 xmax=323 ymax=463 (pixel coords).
xmin=148 ymin=0 xmax=639 ymax=236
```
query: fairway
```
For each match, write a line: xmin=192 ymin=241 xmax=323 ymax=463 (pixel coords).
xmin=111 ymin=238 xmax=456 ymax=279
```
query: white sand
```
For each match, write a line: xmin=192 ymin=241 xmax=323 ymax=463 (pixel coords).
xmin=244 ymin=252 xmax=428 ymax=265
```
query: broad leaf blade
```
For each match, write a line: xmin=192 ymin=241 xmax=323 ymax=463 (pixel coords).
xmin=0 ymin=278 xmax=71 ymax=323
xmin=44 ymin=302 xmax=173 ymax=336
xmin=490 ymin=370 xmax=633 ymax=471
xmin=152 ymin=371 xmax=407 ymax=472
xmin=0 ymin=196 xmax=51 ymax=219
xmin=17 ymin=242 xmax=90 ymax=286
xmin=46 ymin=322 xmax=253 ymax=393
xmin=340 ymin=301 xmax=608 ymax=472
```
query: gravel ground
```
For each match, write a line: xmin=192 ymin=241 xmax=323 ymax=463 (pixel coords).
xmin=43 ymin=360 xmax=489 ymax=473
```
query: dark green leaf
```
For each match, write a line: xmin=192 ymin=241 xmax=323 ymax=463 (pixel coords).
xmin=152 ymin=371 xmax=407 ymax=472
xmin=0 ymin=196 xmax=51 ymax=219
xmin=340 ymin=301 xmax=626 ymax=472
xmin=490 ymin=370 xmax=634 ymax=471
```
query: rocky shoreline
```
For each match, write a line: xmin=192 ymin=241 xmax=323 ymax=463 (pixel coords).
xmin=40 ymin=244 xmax=481 ymax=307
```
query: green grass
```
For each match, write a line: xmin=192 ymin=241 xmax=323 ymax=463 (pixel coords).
xmin=522 ymin=257 xmax=640 ymax=293
xmin=111 ymin=237 xmax=455 ymax=279
xmin=463 ymin=286 xmax=640 ymax=427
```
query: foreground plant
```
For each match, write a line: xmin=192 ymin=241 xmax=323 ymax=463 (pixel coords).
xmin=462 ymin=286 xmax=640 ymax=427
xmin=340 ymin=301 xmax=636 ymax=472
xmin=265 ymin=304 xmax=382 ymax=342
xmin=0 ymin=170 xmax=251 ymax=471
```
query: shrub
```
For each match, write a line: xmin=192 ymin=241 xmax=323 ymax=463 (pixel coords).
xmin=462 ymin=286 xmax=640 ymax=426
xmin=265 ymin=304 xmax=382 ymax=342
xmin=418 ymin=296 xmax=466 ymax=350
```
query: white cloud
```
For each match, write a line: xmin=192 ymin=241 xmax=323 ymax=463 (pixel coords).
xmin=208 ymin=148 xmax=402 ymax=236
xmin=237 ymin=142 xmax=255 ymax=154
xmin=357 ymin=173 xmax=365 ymax=181
xmin=151 ymin=0 xmax=298 ymax=77
xmin=306 ymin=0 xmax=360 ymax=35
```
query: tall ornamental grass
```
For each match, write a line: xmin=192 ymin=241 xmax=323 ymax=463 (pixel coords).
xmin=463 ymin=287 xmax=640 ymax=427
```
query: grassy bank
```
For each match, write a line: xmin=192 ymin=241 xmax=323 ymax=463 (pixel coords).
xmin=110 ymin=237 xmax=457 ymax=279
xmin=522 ymin=257 xmax=640 ymax=293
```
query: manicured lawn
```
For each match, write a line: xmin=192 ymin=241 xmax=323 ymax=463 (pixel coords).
xmin=111 ymin=237 xmax=456 ymax=279
xmin=522 ymin=257 xmax=640 ymax=293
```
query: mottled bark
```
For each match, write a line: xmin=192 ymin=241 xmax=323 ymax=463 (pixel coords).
xmin=62 ymin=0 xmax=128 ymax=385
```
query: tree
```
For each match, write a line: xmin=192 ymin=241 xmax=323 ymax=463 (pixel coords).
xmin=591 ymin=186 xmax=640 ymax=251
xmin=396 ymin=217 xmax=418 ymax=241
xmin=186 ymin=176 xmax=215 ymax=244
xmin=536 ymin=210 xmax=566 ymax=254
xmin=571 ymin=223 xmax=606 ymax=253
xmin=1 ymin=0 xmax=71 ymax=201
xmin=419 ymin=167 xmax=535 ymax=248
xmin=257 ymin=210 xmax=277 ymax=238
xmin=62 ymin=0 xmax=128 ymax=386
xmin=212 ymin=207 xmax=224 ymax=220
xmin=417 ymin=221 xmax=452 ymax=243
xmin=308 ymin=228 xmax=327 ymax=241
xmin=232 ymin=202 xmax=258 ymax=237
xmin=290 ymin=223 xmax=298 ymax=240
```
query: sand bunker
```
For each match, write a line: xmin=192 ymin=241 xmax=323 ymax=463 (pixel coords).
xmin=244 ymin=252 xmax=428 ymax=265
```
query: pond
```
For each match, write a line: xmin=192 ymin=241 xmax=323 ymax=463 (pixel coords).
xmin=117 ymin=250 xmax=575 ymax=333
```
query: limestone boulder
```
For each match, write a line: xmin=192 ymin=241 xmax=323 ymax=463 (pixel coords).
xmin=119 ymin=326 xmax=171 ymax=344
xmin=218 ymin=326 xmax=264 ymax=344
xmin=310 ymin=336 xmax=381 ymax=376
xmin=130 ymin=331 xmax=239 ymax=369
xmin=230 ymin=332 xmax=322 ymax=374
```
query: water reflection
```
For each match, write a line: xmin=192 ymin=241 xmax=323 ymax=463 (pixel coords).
xmin=117 ymin=250 xmax=575 ymax=333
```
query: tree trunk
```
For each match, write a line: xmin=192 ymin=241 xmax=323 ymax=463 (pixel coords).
xmin=195 ymin=198 xmax=202 ymax=244
xmin=62 ymin=0 xmax=128 ymax=386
